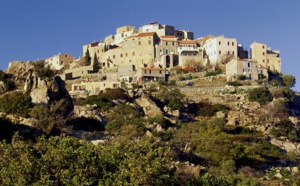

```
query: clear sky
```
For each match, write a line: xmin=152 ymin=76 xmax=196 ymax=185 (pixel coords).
xmin=1 ymin=0 xmax=300 ymax=90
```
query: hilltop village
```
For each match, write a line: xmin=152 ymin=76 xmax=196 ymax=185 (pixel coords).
xmin=37 ymin=22 xmax=280 ymax=93
xmin=2 ymin=22 xmax=300 ymax=185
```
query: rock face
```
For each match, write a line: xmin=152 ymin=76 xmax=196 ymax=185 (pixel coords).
xmin=73 ymin=105 xmax=104 ymax=122
xmin=0 ymin=81 xmax=9 ymax=94
xmin=270 ymin=138 xmax=300 ymax=155
xmin=5 ymin=61 xmax=34 ymax=87
xmin=24 ymin=72 xmax=73 ymax=112
xmin=134 ymin=95 xmax=163 ymax=118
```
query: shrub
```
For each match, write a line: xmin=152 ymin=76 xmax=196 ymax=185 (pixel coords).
xmin=248 ymin=87 xmax=272 ymax=104
xmin=99 ymin=88 xmax=127 ymax=100
xmin=204 ymin=70 xmax=222 ymax=77
xmin=237 ymin=75 xmax=246 ymax=80
xmin=269 ymin=79 xmax=281 ymax=87
xmin=66 ymin=117 xmax=104 ymax=131
xmin=227 ymin=81 xmax=242 ymax=86
xmin=0 ymin=92 xmax=32 ymax=118
xmin=148 ymin=115 xmax=168 ymax=128
xmin=33 ymin=60 xmax=56 ymax=79
xmin=282 ymin=74 xmax=296 ymax=88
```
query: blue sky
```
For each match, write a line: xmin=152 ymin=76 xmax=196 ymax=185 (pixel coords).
xmin=1 ymin=0 xmax=300 ymax=90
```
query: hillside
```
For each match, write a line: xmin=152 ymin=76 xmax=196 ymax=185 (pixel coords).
xmin=0 ymin=62 xmax=299 ymax=185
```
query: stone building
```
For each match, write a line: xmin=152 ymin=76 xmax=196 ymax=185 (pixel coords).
xmin=71 ymin=81 xmax=121 ymax=95
xmin=178 ymin=40 xmax=201 ymax=69
xmin=45 ymin=53 xmax=76 ymax=70
xmin=133 ymin=67 xmax=166 ymax=83
xmin=203 ymin=35 xmax=237 ymax=65
xmin=250 ymin=41 xmax=281 ymax=72
xmin=226 ymin=59 xmax=268 ymax=81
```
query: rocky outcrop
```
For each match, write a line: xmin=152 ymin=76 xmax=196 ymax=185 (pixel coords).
xmin=24 ymin=72 xmax=73 ymax=113
xmin=270 ymin=137 xmax=300 ymax=155
xmin=5 ymin=61 xmax=34 ymax=87
xmin=73 ymin=105 xmax=104 ymax=122
xmin=134 ymin=95 xmax=163 ymax=118
xmin=0 ymin=81 xmax=9 ymax=94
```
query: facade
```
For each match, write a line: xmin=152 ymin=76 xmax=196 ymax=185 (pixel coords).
xmin=133 ymin=67 xmax=165 ymax=83
xmin=178 ymin=40 xmax=201 ymax=68
xmin=203 ymin=35 xmax=237 ymax=65
xmin=82 ymin=42 xmax=106 ymax=66
xmin=250 ymin=41 xmax=281 ymax=72
xmin=63 ymin=65 xmax=99 ymax=80
xmin=226 ymin=59 xmax=268 ymax=81
xmin=45 ymin=53 xmax=75 ymax=70
xmin=113 ymin=25 xmax=137 ymax=44
xmin=71 ymin=81 xmax=121 ymax=94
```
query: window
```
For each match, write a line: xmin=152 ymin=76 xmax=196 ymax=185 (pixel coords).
xmin=65 ymin=55 xmax=67 ymax=57
xmin=172 ymin=42 xmax=175 ymax=46
xmin=144 ymin=70 xmax=147 ymax=74
xmin=232 ymin=51 xmax=234 ymax=55
xmin=113 ymin=84 xmax=119 ymax=88
xmin=227 ymin=42 xmax=230 ymax=46
xmin=219 ymin=41 xmax=221 ymax=45
xmin=263 ymin=59 xmax=265 ymax=62
xmin=219 ymin=50 xmax=221 ymax=54
xmin=262 ymin=45 xmax=265 ymax=49
xmin=166 ymin=42 xmax=168 ymax=45
xmin=248 ymin=63 xmax=251 ymax=67
xmin=149 ymin=70 xmax=151 ymax=74
xmin=232 ymin=42 xmax=234 ymax=46
xmin=113 ymin=55 xmax=115 ymax=59
xmin=138 ymin=41 xmax=141 ymax=45
xmin=159 ymin=70 xmax=162 ymax=74
xmin=262 ymin=52 xmax=265 ymax=55
xmin=132 ymin=52 xmax=135 ymax=56
xmin=120 ymin=54 xmax=123 ymax=58
xmin=148 ymin=40 xmax=151 ymax=45
xmin=125 ymin=53 xmax=128 ymax=57
xmin=166 ymin=50 xmax=169 ymax=54
xmin=97 ymin=50 xmax=99 ymax=53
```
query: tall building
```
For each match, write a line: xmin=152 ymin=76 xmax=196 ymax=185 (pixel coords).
xmin=250 ymin=41 xmax=281 ymax=72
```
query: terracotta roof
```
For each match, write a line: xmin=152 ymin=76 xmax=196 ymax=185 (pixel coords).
xmin=178 ymin=40 xmax=196 ymax=44
xmin=126 ymin=32 xmax=156 ymax=39
xmin=160 ymin=35 xmax=177 ymax=41
xmin=91 ymin=42 xmax=100 ymax=47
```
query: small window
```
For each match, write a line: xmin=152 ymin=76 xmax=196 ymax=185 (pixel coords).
xmin=232 ymin=42 xmax=234 ymax=46
xmin=120 ymin=54 xmax=123 ymax=58
xmin=113 ymin=55 xmax=115 ymax=59
xmin=262 ymin=45 xmax=265 ymax=49
xmin=138 ymin=41 xmax=141 ymax=45
xmin=97 ymin=50 xmax=99 ymax=53
xmin=232 ymin=51 xmax=234 ymax=55
xmin=65 ymin=55 xmax=67 ymax=57
xmin=144 ymin=70 xmax=147 ymax=74
xmin=262 ymin=52 xmax=265 ymax=55
xmin=166 ymin=50 xmax=169 ymax=54
xmin=132 ymin=52 xmax=135 ymax=56
xmin=227 ymin=42 xmax=230 ymax=46
xmin=159 ymin=71 xmax=162 ymax=74
xmin=219 ymin=41 xmax=221 ymax=45
xmin=149 ymin=70 xmax=151 ymax=74
xmin=172 ymin=42 xmax=175 ymax=46
xmin=148 ymin=40 xmax=151 ymax=45
xmin=219 ymin=51 xmax=221 ymax=54
xmin=125 ymin=53 xmax=128 ymax=57
xmin=248 ymin=63 xmax=251 ymax=67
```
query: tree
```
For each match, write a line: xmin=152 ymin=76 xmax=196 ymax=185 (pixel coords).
xmin=219 ymin=53 xmax=234 ymax=65
xmin=33 ymin=60 xmax=55 ymax=79
xmin=85 ymin=48 xmax=92 ymax=66
xmin=156 ymin=87 xmax=185 ymax=110
xmin=248 ymin=87 xmax=272 ymax=105
xmin=283 ymin=74 xmax=296 ymax=88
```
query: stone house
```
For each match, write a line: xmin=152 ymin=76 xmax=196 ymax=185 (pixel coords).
xmin=71 ymin=81 xmax=121 ymax=95
xmin=45 ymin=53 xmax=76 ymax=70
xmin=178 ymin=40 xmax=201 ymax=69
xmin=133 ymin=67 xmax=166 ymax=83
xmin=250 ymin=41 xmax=281 ymax=72
xmin=226 ymin=59 xmax=268 ymax=81
xmin=203 ymin=35 xmax=237 ymax=65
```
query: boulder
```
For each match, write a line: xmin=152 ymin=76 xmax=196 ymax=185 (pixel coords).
xmin=134 ymin=96 xmax=163 ymax=118
xmin=216 ymin=111 xmax=226 ymax=119
xmin=73 ymin=105 xmax=103 ymax=122
xmin=0 ymin=81 xmax=9 ymax=94
xmin=24 ymin=72 xmax=73 ymax=113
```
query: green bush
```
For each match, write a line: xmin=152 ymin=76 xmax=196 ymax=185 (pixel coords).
xmin=269 ymin=79 xmax=281 ymax=87
xmin=237 ymin=75 xmax=246 ymax=80
xmin=33 ymin=60 xmax=56 ymax=79
xmin=204 ymin=69 xmax=222 ymax=77
xmin=99 ymin=88 xmax=127 ymax=100
xmin=0 ymin=92 xmax=32 ymax=118
xmin=227 ymin=81 xmax=242 ymax=86
xmin=248 ymin=87 xmax=272 ymax=104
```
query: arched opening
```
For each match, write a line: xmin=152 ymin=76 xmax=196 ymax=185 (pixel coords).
xmin=166 ymin=55 xmax=170 ymax=68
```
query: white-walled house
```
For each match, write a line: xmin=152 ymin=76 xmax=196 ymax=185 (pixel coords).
xmin=203 ymin=35 xmax=237 ymax=65
xmin=45 ymin=53 xmax=76 ymax=70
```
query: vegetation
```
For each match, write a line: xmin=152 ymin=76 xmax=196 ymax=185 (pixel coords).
xmin=0 ymin=91 xmax=32 ymax=117
xmin=248 ymin=87 xmax=272 ymax=104
xmin=33 ymin=60 xmax=56 ymax=79
xmin=85 ymin=48 xmax=92 ymax=66
xmin=0 ymin=70 xmax=15 ymax=90
xmin=204 ymin=69 xmax=222 ymax=77
xmin=227 ymin=81 xmax=242 ymax=86
xmin=283 ymin=74 xmax=296 ymax=88
xmin=156 ymin=87 xmax=185 ymax=110
xmin=188 ymin=102 xmax=229 ymax=117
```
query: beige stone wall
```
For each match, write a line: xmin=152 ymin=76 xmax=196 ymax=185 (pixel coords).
xmin=155 ymin=38 xmax=178 ymax=57
xmin=83 ymin=43 xmax=105 ymax=66
xmin=71 ymin=81 xmax=121 ymax=93
xmin=116 ymin=25 xmax=135 ymax=34
xmin=134 ymin=67 xmax=165 ymax=82
xmin=45 ymin=53 xmax=75 ymax=70
xmin=226 ymin=59 xmax=268 ymax=81
xmin=250 ymin=41 xmax=281 ymax=72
